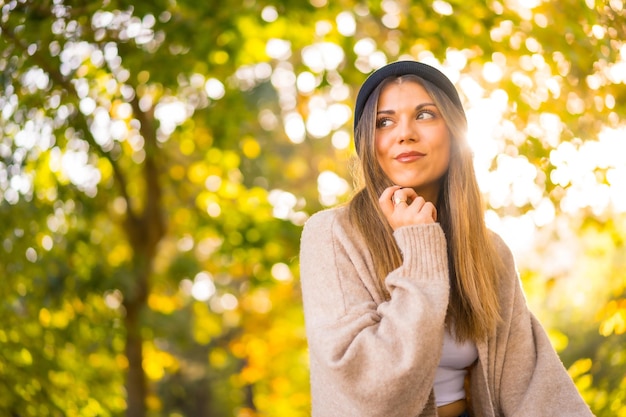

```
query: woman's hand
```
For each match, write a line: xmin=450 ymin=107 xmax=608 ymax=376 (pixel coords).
xmin=379 ymin=185 xmax=437 ymax=230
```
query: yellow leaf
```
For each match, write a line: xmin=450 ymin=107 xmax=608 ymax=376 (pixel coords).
xmin=97 ymin=157 xmax=113 ymax=182
xmin=285 ymin=157 xmax=309 ymax=180
xmin=147 ymin=293 xmax=179 ymax=315
xmin=598 ymin=299 xmax=626 ymax=336
xmin=192 ymin=302 xmax=222 ymax=344
xmin=180 ymin=138 xmax=196 ymax=155
xmin=116 ymin=354 xmax=128 ymax=370
xmin=143 ymin=358 xmax=164 ymax=381
xmin=188 ymin=162 xmax=209 ymax=184
xmin=222 ymin=151 xmax=241 ymax=170
xmin=241 ymin=136 xmax=261 ymax=159
xmin=51 ymin=309 xmax=71 ymax=329
xmin=210 ymin=50 xmax=229 ymax=65
xmin=49 ymin=370 xmax=73 ymax=387
xmin=19 ymin=348 xmax=33 ymax=366
xmin=146 ymin=394 xmax=162 ymax=411
xmin=172 ymin=207 xmax=192 ymax=226
xmin=107 ymin=243 xmax=131 ymax=267
xmin=209 ymin=347 xmax=228 ymax=369
xmin=169 ymin=164 xmax=186 ymax=180
xmin=39 ymin=308 xmax=51 ymax=327
xmin=240 ymin=365 xmax=264 ymax=384
xmin=568 ymin=358 xmax=592 ymax=379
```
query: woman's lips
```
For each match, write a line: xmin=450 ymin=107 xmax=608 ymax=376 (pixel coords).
xmin=395 ymin=151 xmax=425 ymax=162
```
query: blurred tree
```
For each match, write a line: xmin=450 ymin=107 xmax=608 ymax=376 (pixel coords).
xmin=0 ymin=1 xmax=308 ymax=415
xmin=0 ymin=0 xmax=625 ymax=416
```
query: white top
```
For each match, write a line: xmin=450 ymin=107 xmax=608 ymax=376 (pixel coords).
xmin=433 ymin=328 xmax=478 ymax=406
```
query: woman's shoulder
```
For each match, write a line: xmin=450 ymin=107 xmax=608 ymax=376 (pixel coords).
xmin=487 ymin=230 xmax=521 ymax=299
xmin=300 ymin=204 xmax=364 ymax=254
xmin=302 ymin=204 xmax=351 ymax=234
xmin=488 ymin=229 xmax=515 ymax=263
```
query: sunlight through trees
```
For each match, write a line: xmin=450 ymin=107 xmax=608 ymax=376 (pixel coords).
xmin=1 ymin=0 xmax=625 ymax=416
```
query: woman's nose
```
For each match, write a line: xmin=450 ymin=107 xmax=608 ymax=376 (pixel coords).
xmin=397 ymin=119 xmax=418 ymax=143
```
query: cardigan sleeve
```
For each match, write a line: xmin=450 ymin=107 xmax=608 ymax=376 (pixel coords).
xmin=299 ymin=209 xmax=450 ymax=417
xmin=490 ymin=235 xmax=594 ymax=417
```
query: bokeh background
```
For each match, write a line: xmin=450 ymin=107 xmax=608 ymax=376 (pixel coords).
xmin=1 ymin=0 xmax=625 ymax=416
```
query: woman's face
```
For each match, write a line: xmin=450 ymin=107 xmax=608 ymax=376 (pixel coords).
xmin=375 ymin=80 xmax=451 ymax=203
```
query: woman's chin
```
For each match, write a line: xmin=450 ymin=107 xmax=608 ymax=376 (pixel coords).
xmin=394 ymin=183 xmax=417 ymax=189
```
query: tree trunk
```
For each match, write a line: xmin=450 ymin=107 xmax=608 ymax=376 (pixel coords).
xmin=122 ymin=224 xmax=161 ymax=417
xmin=124 ymin=301 xmax=147 ymax=417
xmin=121 ymin=141 xmax=164 ymax=416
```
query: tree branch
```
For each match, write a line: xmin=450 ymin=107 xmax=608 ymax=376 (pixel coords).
xmin=0 ymin=18 xmax=136 ymax=222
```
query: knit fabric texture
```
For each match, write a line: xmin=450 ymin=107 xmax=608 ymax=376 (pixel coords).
xmin=299 ymin=206 xmax=594 ymax=417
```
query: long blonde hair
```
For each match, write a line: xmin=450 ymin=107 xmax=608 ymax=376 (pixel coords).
xmin=348 ymin=75 xmax=502 ymax=342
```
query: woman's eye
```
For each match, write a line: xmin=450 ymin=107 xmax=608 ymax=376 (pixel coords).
xmin=376 ymin=118 xmax=392 ymax=128
xmin=417 ymin=110 xmax=436 ymax=120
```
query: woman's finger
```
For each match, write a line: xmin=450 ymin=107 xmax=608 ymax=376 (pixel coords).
xmin=391 ymin=187 xmax=416 ymax=206
xmin=422 ymin=201 xmax=437 ymax=222
xmin=379 ymin=185 xmax=402 ymax=216
xmin=399 ymin=188 xmax=418 ymax=205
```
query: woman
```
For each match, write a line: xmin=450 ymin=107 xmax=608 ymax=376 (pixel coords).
xmin=299 ymin=61 xmax=593 ymax=417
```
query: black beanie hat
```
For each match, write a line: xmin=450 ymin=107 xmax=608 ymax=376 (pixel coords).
xmin=353 ymin=60 xmax=464 ymax=153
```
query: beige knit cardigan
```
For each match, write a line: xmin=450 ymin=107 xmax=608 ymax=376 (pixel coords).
xmin=299 ymin=206 xmax=594 ymax=417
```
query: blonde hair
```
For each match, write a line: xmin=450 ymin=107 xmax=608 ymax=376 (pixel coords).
xmin=348 ymin=75 xmax=502 ymax=342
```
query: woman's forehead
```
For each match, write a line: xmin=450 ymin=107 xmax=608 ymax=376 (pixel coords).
xmin=378 ymin=81 xmax=432 ymax=104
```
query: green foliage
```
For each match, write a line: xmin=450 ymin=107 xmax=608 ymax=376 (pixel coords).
xmin=1 ymin=0 xmax=625 ymax=416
